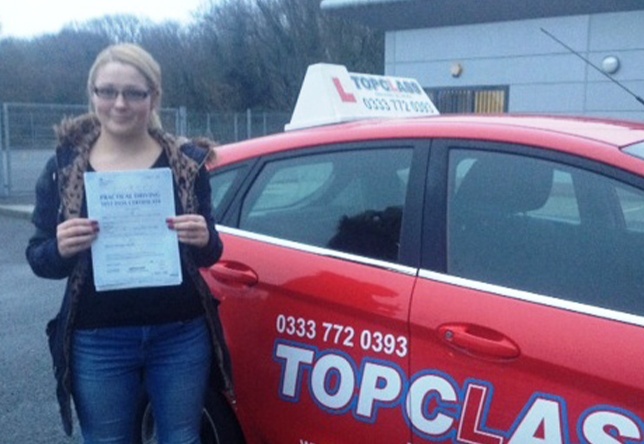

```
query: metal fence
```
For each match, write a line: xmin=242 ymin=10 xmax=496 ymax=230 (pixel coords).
xmin=0 ymin=102 xmax=290 ymax=198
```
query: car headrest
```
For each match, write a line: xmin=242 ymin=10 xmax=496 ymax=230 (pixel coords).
xmin=454 ymin=155 xmax=554 ymax=215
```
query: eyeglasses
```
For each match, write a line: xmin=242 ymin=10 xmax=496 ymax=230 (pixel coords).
xmin=93 ymin=87 xmax=151 ymax=102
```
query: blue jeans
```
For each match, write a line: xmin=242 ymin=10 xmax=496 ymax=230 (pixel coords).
xmin=72 ymin=317 xmax=212 ymax=444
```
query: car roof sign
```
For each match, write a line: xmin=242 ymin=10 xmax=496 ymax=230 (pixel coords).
xmin=285 ymin=63 xmax=439 ymax=131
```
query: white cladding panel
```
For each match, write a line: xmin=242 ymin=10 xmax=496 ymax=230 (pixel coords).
xmin=385 ymin=11 xmax=644 ymax=120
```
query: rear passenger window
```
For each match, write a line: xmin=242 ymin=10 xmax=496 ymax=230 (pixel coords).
xmin=447 ymin=149 xmax=644 ymax=316
xmin=239 ymin=147 xmax=413 ymax=262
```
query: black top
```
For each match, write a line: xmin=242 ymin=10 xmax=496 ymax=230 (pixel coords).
xmin=74 ymin=153 xmax=204 ymax=329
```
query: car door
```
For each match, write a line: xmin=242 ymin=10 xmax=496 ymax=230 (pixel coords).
xmin=408 ymin=141 xmax=644 ymax=443
xmin=206 ymin=142 xmax=424 ymax=444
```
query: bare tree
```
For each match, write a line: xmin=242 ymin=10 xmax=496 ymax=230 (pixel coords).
xmin=139 ymin=23 xmax=209 ymax=110
xmin=194 ymin=0 xmax=268 ymax=110
xmin=0 ymin=0 xmax=382 ymax=111
xmin=194 ymin=0 xmax=383 ymax=111
xmin=68 ymin=14 xmax=153 ymax=43
xmin=0 ymin=30 xmax=109 ymax=104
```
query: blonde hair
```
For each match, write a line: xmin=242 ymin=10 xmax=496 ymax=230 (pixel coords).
xmin=87 ymin=43 xmax=163 ymax=130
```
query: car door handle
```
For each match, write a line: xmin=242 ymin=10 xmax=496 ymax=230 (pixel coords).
xmin=209 ymin=261 xmax=259 ymax=287
xmin=438 ymin=323 xmax=520 ymax=360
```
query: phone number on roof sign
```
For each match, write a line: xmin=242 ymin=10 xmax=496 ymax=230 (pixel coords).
xmin=362 ymin=97 xmax=436 ymax=114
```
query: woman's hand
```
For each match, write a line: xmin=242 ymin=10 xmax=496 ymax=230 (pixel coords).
xmin=57 ymin=218 xmax=99 ymax=258
xmin=166 ymin=215 xmax=210 ymax=248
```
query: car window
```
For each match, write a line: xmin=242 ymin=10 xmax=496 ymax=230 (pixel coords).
xmin=210 ymin=167 xmax=243 ymax=221
xmin=526 ymin=170 xmax=580 ymax=224
xmin=618 ymin=186 xmax=644 ymax=232
xmin=447 ymin=149 xmax=644 ymax=315
xmin=239 ymin=147 xmax=413 ymax=262
xmin=250 ymin=162 xmax=334 ymax=212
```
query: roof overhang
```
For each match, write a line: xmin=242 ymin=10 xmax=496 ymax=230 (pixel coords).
xmin=320 ymin=0 xmax=644 ymax=30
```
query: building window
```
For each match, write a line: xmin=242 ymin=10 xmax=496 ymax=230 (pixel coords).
xmin=425 ymin=86 xmax=508 ymax=114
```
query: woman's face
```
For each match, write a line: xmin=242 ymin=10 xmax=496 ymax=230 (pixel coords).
xmin=91 ymin=61 xmax=156 ymax=139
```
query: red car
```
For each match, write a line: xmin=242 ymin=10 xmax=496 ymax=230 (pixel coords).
xmin=140 ymin=64 xmax=642 ymax=443
xmin=185 ymin=112 xmax=644 ymax=444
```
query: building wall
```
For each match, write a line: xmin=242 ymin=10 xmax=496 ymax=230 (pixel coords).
xmin=385 ymin=11 xmax=644 ymax=121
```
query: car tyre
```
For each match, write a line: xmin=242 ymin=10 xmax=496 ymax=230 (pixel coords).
xmin=136 ymin=388 xmax=245 ymax=444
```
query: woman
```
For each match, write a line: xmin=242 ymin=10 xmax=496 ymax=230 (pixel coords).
xmin=25 ymin=43 xmax=233 ymax=444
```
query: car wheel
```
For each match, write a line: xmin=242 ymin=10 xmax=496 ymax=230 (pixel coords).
xmin=136 ymin=389 xmax=245 ymax=444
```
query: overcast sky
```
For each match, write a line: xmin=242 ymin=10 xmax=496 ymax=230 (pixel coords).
xmin=0 ymin=0 xmax=208 ymax=38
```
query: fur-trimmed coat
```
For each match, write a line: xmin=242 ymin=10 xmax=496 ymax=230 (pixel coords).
xmin=25 ymin=114 xmax=234 ymax=436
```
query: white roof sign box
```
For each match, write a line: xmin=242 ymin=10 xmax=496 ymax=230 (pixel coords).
xmin=285 ymin=63 xmax=439 ymax=131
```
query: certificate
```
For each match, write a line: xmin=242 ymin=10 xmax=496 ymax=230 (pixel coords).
xmin=84 ymin=168 xmax=182 ymax=291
